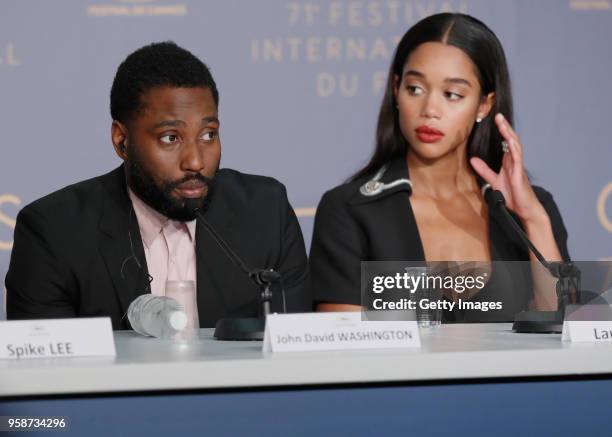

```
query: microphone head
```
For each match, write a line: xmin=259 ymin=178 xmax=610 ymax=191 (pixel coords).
xmin=185 ymin=199 xmax=201 ymax=215
xmin=483 ymin=185 xmax=506 ymax=208
xmin=490 ymin=190 xmax=506 ymax=206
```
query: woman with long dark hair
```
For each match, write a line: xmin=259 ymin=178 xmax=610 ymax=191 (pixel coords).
xmin=309 ymin=13 xmax=569 ymax=320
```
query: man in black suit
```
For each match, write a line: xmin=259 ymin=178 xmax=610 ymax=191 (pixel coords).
xmin=5 ymin=42 xmax=309 ymax=329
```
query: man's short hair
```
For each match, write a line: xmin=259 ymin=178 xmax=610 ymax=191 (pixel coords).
xmin=110 ymin=41 xmax=219 ymax=124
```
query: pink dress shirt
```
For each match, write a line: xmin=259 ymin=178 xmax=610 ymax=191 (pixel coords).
xmin=128 ymin=190 xmax=197 ymax=296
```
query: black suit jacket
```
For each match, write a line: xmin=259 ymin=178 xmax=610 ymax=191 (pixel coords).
xmin=6 ymin=165 xmax=309 ymax=329
xmin=309 ymin=156 xmax=570 ymax=321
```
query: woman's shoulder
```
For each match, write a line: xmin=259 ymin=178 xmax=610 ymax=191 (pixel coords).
xmin=532 ymin=185 xmax=556 ymax=204
xmin=530 ymin=184 xmax=569 ymax=257
xmin=531 ymin=185 xmax=565 ymax=223
xmin=318 ymin=174 xmax=373 ymax=208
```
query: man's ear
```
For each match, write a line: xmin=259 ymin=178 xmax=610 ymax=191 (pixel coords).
xmin=477 ymin=92 xmax=495 ymax=121
xmin=111 ymin=121 xmax=128 ymax=160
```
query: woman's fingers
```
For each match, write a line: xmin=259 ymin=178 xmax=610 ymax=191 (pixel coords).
xmin=508 ymin=138 xmax=524 ymax=177
xmin=495 ymin=113 xmax=523 ymax=157
xmin=495 ymin=113 xmax=518 ymax=140
xmin=469 ymin=157 xmax=498 ymax=186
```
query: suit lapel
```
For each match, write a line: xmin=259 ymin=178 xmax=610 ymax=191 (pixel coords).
xmin=96 ymin=167 xmax=245 ymax=328
xmin=195 ymin=176 xmax=239 ymax=326
xmin=384 ymin=192 xmax=426 ymax=261
xmin=98 ymin=166 xmax=150 ymax=326
xmin=349 ymin=156 xmax=426 ymax=261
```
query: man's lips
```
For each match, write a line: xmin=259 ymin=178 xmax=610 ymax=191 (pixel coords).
xmin=175 ymin=181 xmax=207 ymax=198
xmin=415 ymin=125 xmax=444 ymax=143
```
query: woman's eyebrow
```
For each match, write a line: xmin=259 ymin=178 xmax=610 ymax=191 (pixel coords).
xmin=404 ymin=70 xmax=472 ymax=87
xmin=404 ymin=69 xmax=425 ymax=79
xmin=444 ymin=77 xmax=472 ymax=87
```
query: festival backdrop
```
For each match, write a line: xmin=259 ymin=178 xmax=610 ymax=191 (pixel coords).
xmin=1 ymin=0 xmax=611 ymax=318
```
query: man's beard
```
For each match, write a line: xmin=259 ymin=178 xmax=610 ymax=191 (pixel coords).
xmin=126 ymin=147 xmax=217 ymax=222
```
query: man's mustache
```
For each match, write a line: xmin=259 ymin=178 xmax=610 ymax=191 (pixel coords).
xmin=167 ymin=173 xmax=214 ymax=190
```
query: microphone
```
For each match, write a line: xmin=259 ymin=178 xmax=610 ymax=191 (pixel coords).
xmin=483 ymin=186 xmax=581 ymax=333
xmin=191 ymin=206 xmax=286 ymax=340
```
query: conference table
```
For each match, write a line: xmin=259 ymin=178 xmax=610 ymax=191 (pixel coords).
xmin=1 ymin=323 xmax=612 ymax=436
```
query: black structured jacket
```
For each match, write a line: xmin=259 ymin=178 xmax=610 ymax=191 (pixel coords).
xmin=309 ymin=157 xmax=570 ymax=322
xmin=6 ymin=165 xmax=309 ymax=329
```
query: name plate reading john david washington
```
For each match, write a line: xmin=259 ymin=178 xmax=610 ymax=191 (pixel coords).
xmin=262 ymin=312 xmax=420 ymax=353
xmin=0 ymin=318 xmax=116 ymax=360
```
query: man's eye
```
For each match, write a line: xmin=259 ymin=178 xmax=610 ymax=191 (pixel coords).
xmin=407 ymin=85 xmax=424 ymax=95
xmin=445 ymin=91 xmax=463 ymax=101
xmin=160 ymin=134 xmax=179 ymax=144
xmin=202 ymin=132 xmax=216 ymax=141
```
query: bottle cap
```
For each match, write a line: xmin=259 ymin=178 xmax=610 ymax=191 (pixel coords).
xmin=168 ymin=311 xmax=188 ymax=331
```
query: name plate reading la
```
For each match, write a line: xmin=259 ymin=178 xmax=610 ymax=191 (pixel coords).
xmin=562 ymin=321 xmax=612 ymax=343
xmin=561 ymin=304 xmax=612 ymax=342
xmin=263 ymin=312 xmax=420 ymax=353
xmin=0 ymin=318 xmax=116 ymax=360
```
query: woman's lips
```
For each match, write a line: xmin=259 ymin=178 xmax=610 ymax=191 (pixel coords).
xmin=415 ymin=126 xmax=444 ymax=143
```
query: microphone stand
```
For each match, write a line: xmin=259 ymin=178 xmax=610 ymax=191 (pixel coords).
xmin=486 ymin=189 xmax=581 ymax=333
xmin=193 ymin=208 xmax=286 ymax=340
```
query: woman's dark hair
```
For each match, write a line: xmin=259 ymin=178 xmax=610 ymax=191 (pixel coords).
xmin=352 ymin=13 xmax=513 ymax=181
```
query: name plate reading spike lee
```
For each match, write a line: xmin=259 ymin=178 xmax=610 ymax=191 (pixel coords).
xmin=263 ymin=312 xmax=420 ymax=353
xmin=0 ymin=318 xmax=116 ymax=360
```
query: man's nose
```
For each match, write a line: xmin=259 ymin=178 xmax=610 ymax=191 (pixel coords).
xmin=180 ymin=140 xmax=205 ymax=173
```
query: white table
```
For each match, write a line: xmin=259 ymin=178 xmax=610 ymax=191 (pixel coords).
xmin=2 ymin=323 xmax=612 ymax=397
xmin=2 ymin=323 xmax=612 ymax=436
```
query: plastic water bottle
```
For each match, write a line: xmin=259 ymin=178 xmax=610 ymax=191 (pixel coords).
xmin=128 ymin=294 xmax=188 ymax=339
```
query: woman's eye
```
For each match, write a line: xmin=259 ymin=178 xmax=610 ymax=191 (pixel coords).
xmin=445 ymin=91 xmax=463 ymax=101
xmin=407 ymin=85 xmax=424 ymax=95
xmin=160 ymin=134 xmax=179 ymax=144
xmin=202 ymin=132 xmax=216 ymax=141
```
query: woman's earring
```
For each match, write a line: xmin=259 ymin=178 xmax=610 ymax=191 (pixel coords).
xmin=476 ymin=117 xmax=482 ymax=123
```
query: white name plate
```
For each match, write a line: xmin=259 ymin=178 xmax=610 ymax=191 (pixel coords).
xmin=0 ymin=317 xmax=116 ymax=360
xmin=263 ymin=312 xmax=420 ymax=353
xmin=562 ymin=321 xmax=612 ymax=342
